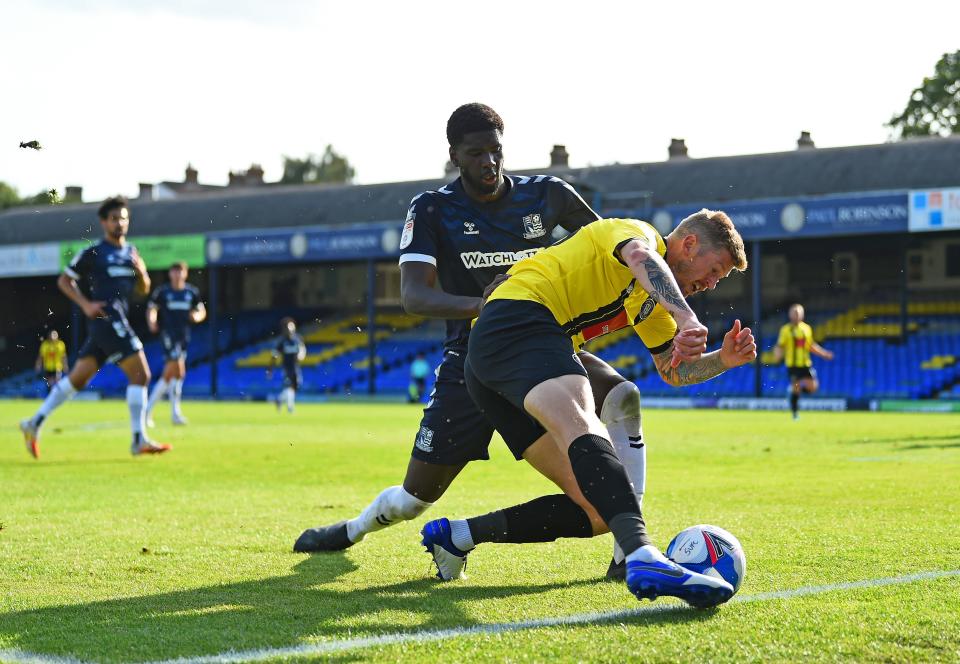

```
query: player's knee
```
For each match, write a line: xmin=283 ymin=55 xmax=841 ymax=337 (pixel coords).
xmin=385 ymin=485 xmax=432 ymax=521
xmin=600 ymin=380 xmax=640 ymax=425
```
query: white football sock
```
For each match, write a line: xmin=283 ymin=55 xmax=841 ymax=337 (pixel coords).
xmin=32 ymin=376 xmax=77 ymax=427
xmin=449 ymin=519 xmax=475 ymax=552
xmin=602 ymin=381 xmax=645 ymax=564
xmin=171 ymin=378 xmax=184 ymax=417
xmin=127 ymin=385 xmax=147 ymax=436
xmin=286 ymin=387 xmax=295 ymax=412
xmin=146 ymin=378 xmax=169 ymax=415
xmin=345 ymin=486 xmax=432 ymax=543
xmin=625 ymin=544 xmax=669 ymax=565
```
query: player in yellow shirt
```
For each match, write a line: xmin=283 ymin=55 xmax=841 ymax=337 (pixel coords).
xmin=35 ymin=330 xmax=68 ymax=392
xmin=421 ymin=210 xmax=757 ymax=607
xmin=772 ymin=303 xmax=834 ymax=419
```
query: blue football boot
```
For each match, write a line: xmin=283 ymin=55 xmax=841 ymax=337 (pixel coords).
xmin=626 ymin=557 xmax=734 ymax=608
xmin=420 ymin=518 xmax=469 ymax=580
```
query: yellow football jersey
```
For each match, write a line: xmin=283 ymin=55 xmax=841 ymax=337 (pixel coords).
xmin=39 ymin=339 xmax=67 ymax=372
xmin=488 ymin=218 xmax=678 ymax=351
xmin=777 ymin=322 xmax=814 ymax=368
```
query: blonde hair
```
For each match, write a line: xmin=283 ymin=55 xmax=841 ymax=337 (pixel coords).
xmin=674 ymin=209 xmax=747 ymax=271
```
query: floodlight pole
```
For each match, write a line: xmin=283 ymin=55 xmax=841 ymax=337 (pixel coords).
xmin=900 ymin=244 xmax=909 ymax=344
xmin=367 ymin=258 xmax=377 ymax=395
xmin=209 ymin=265 xmax=219 ymax=398
xmin=752 ymin=240 xmax=762 ymax=398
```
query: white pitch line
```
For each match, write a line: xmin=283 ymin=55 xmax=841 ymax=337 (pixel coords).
xmin=0 ymin=651 xmax=89 ymax=664
xmin=2 ymin=569 xmax=958 ymax=664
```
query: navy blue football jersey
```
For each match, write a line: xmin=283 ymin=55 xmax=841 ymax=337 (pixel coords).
xmin=398 ymin=175 xmax=599 ymax=350
xmin=275 ymin=334 xmax=306 ymax=370
xmin=148 ymin=284 xmax=202 ymax=339
xmin=64 ymin=240 xmax=141 ymax=321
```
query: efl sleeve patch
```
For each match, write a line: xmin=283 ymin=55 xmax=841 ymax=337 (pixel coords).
xmin=399 ymin=218 xmax=415 ymax=250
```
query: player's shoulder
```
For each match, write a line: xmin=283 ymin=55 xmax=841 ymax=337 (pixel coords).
xmin=72 ymin=241 xmax=101 ymax=260
xmin=408 ymin=183 xmax=457 ymax=209
xmin=514 ymin=173 xmax=583 ymax=197
xmin=512 ymin=173 xmax=568 ymax=187
xmin=591 ymin=217 xmax=657 ymax=238
xmin=66 ymin=241 xmax=101 ymax=272
xmin=187 ymin=283 xmax=201 ymax=296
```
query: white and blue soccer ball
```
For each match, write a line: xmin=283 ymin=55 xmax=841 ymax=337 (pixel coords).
xmin=666 ymin=524 xmax=746 ymax=593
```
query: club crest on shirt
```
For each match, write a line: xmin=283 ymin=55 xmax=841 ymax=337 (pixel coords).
xmin=522 ymin=213 xmax=545 ymax=239
xmin=634 ymin=297 xmax=657 ymax=323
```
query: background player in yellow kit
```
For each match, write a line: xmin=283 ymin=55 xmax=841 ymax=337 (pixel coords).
xmin=773 ymin=303 xmax=834 ymax=419
xmin=36 ymin=330 xmax=68 ymax=391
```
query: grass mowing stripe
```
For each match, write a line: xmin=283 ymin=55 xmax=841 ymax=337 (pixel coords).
xmin=2 ymin=569 xmax=932 ymax=664
xmin=3 ymin=570 xmax=956 ymax=664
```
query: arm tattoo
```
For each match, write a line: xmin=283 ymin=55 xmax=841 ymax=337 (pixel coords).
xmin=640 ymin=255 xmax=692 ymax=314
xmin=653 ymin=346 xmax=727 ymax=386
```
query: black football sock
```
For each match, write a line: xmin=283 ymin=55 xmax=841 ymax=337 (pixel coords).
xmin=568 ymin=433 xmax=651 ymax=555
xmin=467 ymin=494 xmax=593 ymax=545
xmin=790 ymin=392 xmax=800 ymax=415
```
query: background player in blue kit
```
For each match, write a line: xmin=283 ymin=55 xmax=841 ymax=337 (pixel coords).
xmin=19 ymin=196 xmax=171 ymax=457
xmin=145 ymin=262 xmax=206 ymax=426
xmin=294 ymin=105 xmax=646 ymax=579
xmin=269 ymin=318 xmax=306 ymax=413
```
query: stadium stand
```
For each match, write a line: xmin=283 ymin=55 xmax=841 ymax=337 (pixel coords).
xmin=2 ymin=136 xmax=959 ymax=406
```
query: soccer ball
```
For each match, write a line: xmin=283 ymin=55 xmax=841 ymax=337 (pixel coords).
xmin=666 ymin=524 xmax=746 ymax=593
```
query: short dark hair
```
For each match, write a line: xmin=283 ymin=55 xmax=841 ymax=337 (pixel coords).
xmin=280 ymin=316 xmax=296 ymax=328
xmin=98 ymin=196 xmax=128 ymax=220
xmin=674 ymin=209 xmax=748 ymax=271
xmin=446 ymin=103 xmax=504 ymax=147
xmin=170 ymin=261 xmax=188 ymax=271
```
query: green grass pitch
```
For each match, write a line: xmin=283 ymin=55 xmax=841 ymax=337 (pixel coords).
xmin=1 ymin=400 xmax=958 ymax=662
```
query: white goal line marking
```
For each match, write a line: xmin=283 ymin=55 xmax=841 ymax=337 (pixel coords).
xmin=2 ymin=569 xmax=957 ymax=664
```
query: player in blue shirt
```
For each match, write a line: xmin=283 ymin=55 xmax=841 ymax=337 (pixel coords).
xmin=269 ymin=318 xmax=306 ymax=413
xmin=19 ymin=196 xmax=171 ymax=457
xmin=145 ymin=262 xmax=206 ymax=426
xmin=294 ymin=105 xmax=646 ymax=580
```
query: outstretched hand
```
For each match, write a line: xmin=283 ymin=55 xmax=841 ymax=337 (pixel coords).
xmin=719 ymin=319 xmax=757 ymax=368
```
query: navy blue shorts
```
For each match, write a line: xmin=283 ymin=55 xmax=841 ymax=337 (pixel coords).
xmin=78 ymin=318 xmax=144 ymax=366
xmin=465 ymin=299 xmax=587 ymax=457
xmin=411 ymin=349 xmax=496 ymax=465
xmin=161 ymin=332 xmax=189 ymax=362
